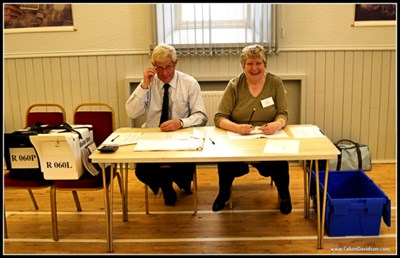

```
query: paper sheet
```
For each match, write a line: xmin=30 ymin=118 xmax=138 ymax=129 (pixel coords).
xmin=289 ymin=125 xmax=325 ymax=138
xmin=263 ymin=139 xmax=300 ymax=154
xmin=227 ymin=129 xmax=289 ymax=140
xmin=134 ymin=129 xmax=204 ymax=151
xmin=101 ymin=132 xmax=142 ymax=146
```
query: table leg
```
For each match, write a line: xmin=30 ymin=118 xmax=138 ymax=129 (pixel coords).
xmin=306 ymin=161 xmax=312 ymax=218
xmin=303 ymin=160 xmax=311 ymax=219
xmin=315 ymin=161 xmax=322 ymax=249
xmin=101 ymin=163 xmax=113 ymax=253
xmin=193 ymin=170 xmax=198 ymax=215
xmin=315 ymin=160 xmax=330 ymax=249
xmin=319 ymin=161 xmax=330 ymax=248
xmin=122 ymin=163 xmax=129 ymax=221
xmin=109 ymin=164 xmax=114 ymax=251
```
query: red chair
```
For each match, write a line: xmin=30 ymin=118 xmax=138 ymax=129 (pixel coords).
xmin=3 ymin=171 xmax=53 ymax=239
xmin=4 ymin=103 xmax=66 ymax=240
xmin=73 ymin=102 xmax=115 ymax=146
xmin=50 ymin=102 xmax=122 ymax=239
xmin=26 ymin=103 xmax=66 ymax=127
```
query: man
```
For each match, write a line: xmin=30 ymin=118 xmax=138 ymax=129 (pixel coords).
xmin=125 ymin=43 xmax=208 ymax=206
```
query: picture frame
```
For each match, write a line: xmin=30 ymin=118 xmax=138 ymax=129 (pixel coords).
xmin=4 ymin=4 xmax=75 ymax=34
xmin=353 ymin=4 xmax=396 ymax=27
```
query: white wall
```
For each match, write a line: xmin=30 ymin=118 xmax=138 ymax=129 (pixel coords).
xmin=4 ymin=4 xmax=396 ymax=56
xmin=280 ymin=4 xmax=395 ymax=50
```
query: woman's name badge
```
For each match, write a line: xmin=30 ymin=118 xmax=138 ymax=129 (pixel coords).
xmin=261 ymin=97 xmax=274 ymax=108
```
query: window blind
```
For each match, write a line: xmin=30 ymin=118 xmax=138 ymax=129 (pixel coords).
xmin=154 ymin=3 xmax=278 ymax=56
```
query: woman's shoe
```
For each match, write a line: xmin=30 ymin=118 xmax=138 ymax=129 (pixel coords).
xmin=280 ymin=198 xmax=292 ymax=214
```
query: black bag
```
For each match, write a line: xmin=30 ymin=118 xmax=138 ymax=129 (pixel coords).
xmin=4 ymin=122 xmax=86 ymax=180
xmin=329 ymin=139 xmax=372 ymax=171
xmin=4 ymin=131 xmax=44 ymax=180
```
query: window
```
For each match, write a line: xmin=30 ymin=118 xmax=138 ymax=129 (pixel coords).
xmin=154 ymin=3 xmax=278 ymax=56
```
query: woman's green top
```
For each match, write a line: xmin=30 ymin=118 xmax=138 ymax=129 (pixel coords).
xmin=214 ymin=72 xmax=288 ymax=127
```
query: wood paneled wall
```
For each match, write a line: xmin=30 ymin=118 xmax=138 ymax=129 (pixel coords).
xmin=3 ymin=49 xmax=396 ymax=162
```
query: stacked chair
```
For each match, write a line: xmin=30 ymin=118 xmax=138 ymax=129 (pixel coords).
xmin=50 ymin=102 xmax=123 ymax=239
xmin=4 ymin=103 xmax=66 ymax=239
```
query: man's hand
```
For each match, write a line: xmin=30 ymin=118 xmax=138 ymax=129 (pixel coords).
xmin=141 ymin=66 xmax=157 ymax=89
xmin=160 ymin=119 xmax=181 ymax=132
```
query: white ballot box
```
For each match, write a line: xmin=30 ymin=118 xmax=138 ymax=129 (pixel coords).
xmin=29 ymin=125 xmax=93 ymax=180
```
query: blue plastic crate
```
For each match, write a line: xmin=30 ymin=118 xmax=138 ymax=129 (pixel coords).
xmin=311 ymin=170 xmax=391 ymax=236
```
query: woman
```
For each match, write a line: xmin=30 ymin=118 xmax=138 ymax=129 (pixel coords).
xmin=213 ymin=44 xmax=292 ymax=214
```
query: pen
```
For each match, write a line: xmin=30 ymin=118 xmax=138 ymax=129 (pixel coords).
xmin=209 ymin=138 xmax=215 ymax=145
xmin=111 ymin=135 xmax=120 ymax=142
xmin=248 ymin=108 xmax=256 ymax=124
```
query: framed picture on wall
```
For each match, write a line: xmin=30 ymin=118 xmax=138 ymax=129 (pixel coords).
xmin=4 ymin=3 xmax=75 ymax=33
xmin=353 ymin=4 xmax=396 ymax=27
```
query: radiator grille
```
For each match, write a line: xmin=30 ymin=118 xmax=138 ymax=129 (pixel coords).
xmin=132 ymin=91 xmax=224 ymax=127
xmin=202 ymin=91 xmax=224 ymax=126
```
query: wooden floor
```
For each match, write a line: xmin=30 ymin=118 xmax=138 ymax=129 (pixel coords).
xmin=3 ymin=163 xmax=397 ymax=255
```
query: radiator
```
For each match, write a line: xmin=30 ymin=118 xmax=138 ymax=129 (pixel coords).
xmin=202 ymin=91 xmax=224 ymax=126
xmin=132 ymin=90 xmax=224 ymax=127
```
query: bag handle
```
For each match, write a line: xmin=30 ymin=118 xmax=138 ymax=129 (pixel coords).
xmin=335 ymin=139 xmax=362 ymax=170
xmin=61 ymin=122 xmax=83 ymax=139
xmin=28 ymin=122 xmax=83 ymax=139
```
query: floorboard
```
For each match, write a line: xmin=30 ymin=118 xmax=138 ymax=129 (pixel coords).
xmin=4 ymin=163 xmax=397 ymax=254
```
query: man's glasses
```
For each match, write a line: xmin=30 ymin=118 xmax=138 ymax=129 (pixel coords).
xmin=153 ymin=63 xmax=175 ymax=72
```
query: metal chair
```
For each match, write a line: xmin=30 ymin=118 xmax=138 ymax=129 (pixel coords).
xmin=4 ymin=103 xmax=66 ymax=239
xmin=50 ymin=102 xmax=123 ymax=239
xmin=73 ymin=102 xmax=115 ymax=146
xmin=26 ymin=103 xmax=66 ymax=127
xmin=3 ymin=171 xmax=53 ymax=239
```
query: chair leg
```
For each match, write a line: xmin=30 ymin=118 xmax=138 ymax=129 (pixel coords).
xmin=72 ymin=191 xmax=82 ymax=211
xmin=50 ymin=185 xmax=59 ymax=241
xmin=193 ymin=170 xmax=198 ymax=215
xmin=229 ymin=186 xmax=233 ymax=209
xmin=144 ymin=184 xmax=149 ymax=214
xmin=116 ymin=171 xmax=123 ymax=196
xmin=27 ymin=189 xmax=39 ymax=210
xmin=4 ymin=208 xmax=8 ymax=239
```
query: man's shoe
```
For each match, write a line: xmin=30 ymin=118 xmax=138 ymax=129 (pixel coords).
xmin=280 ymin=198 xmax=292 ymax=215
xmin=181 ymin=181 xmax=192 ymax=194
xmin=212 ymin=198 xmax=228 ymax=212
xmin=161 ymin=184 xmax=177 ymax=206
xmin=212 ymin=191 xmax=230 ymax=212
xmin=148 ymin=184 xmax=160 ymax=195
xmin=212 ymin=186 xmax=231 ymax=212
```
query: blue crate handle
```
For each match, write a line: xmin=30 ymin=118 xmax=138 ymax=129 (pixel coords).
xmin=383 ymin=199 xmax=391 ymax=227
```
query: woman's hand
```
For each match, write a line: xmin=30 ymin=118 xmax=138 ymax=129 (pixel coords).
xmin=236 ymin=124 xmax=254 ymax=135
xmin=260 ymin=120 xmax=284 ymax=135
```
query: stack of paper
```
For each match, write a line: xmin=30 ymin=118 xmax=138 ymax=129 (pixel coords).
xmin=134 ymin=129 xmax=204 ymax=151
xmin=101 ymin=132 xmax=142 ymax=146
xmin=227 ymin=129 xmax=289 ymax=140
xmin=289 ymin=125 xmax=325 ymax=138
